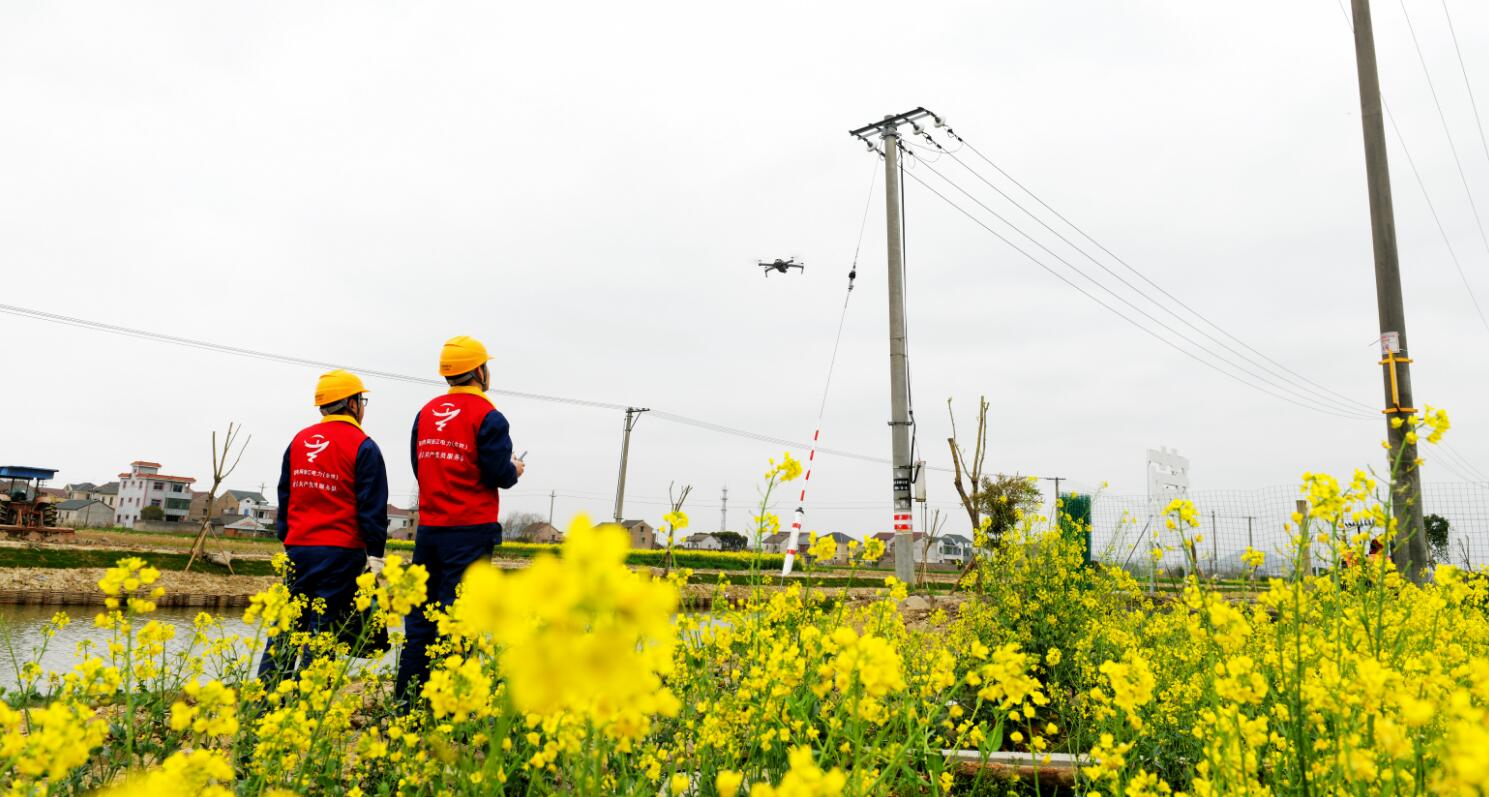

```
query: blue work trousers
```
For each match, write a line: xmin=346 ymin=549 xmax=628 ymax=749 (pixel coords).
xmin=394 ymin=525 xmax=499 ymax=704
xmin=257 ymin=544 xmax=367 ymax=683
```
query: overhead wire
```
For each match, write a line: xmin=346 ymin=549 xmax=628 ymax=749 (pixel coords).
xmin=0 ymin=301 xmax=964 ymax=473
xmin=883 ymin=147 xmax=1376 ymax=421
xmin=1395 ymin=0 xmax=1489 ymax=262
xmin=919 ymin=129 xmax=1385 ymax=415
xmin=895 ymin=144 xmax=1377 ymax=420
xmin=934 ymin=128 xmax=1383 ymax=416
xmin=1439 ymin=0 xmax=1489 ymax=170
xmin=1329 ymin=0 xmax=1489 ymax=339
xmin=1437 ymin=441 xmax=1489 ymax=481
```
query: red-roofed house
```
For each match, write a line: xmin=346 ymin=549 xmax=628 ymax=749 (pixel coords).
xmin=115 ymin=460 xmax=196 ymax=526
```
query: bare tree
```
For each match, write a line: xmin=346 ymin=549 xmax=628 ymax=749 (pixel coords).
xmin=185 ymin=423 xmax=251 ymax=573
xmin=662 ymin=482 xmax=692 ymax=575
xmin=947 ymin=397 xmax=988 ymax=590
xmin=501 ymin=511 xmax=547 ymax=541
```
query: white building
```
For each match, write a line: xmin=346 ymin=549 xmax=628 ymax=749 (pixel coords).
xmin=683 ymin=532 xmax=723 ymax=550
xmin=115 ymin=461 xmax=196 ymax=526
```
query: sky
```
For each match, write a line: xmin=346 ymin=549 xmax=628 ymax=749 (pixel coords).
xmin=4 ymin=0 xmax=1489 ymax=541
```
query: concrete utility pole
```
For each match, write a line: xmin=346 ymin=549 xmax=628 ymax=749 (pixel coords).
xmin=719 ymin=486 xmax=728 ymax=532
xmin=612 ymin=407 xmax=648 ymax=523
xmin=851 ymin=109 xmax=939 ymax=585
xmin=1348 ymin=0 xmax=1429 ymax=582
xmin=1042 ymin=476 xmax=1064 ymax=524
xmin=548 ymin=489 xmax=556 ymax=526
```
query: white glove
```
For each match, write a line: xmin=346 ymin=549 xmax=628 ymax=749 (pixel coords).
xmin=367 ymin=556 xmax=386 ymax=575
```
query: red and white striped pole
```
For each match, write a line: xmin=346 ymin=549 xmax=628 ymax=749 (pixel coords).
xmin=780 ymin=430 xmax=820 ymax=576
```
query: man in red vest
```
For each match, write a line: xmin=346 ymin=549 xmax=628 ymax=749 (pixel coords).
xmin=395 ymin=335 xmax=524 ymax=704
xmin=260 ymin=369 xmax=389 ymax=682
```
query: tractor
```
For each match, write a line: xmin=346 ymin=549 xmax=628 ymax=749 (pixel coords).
xmin=0 ymin=465 xmax=76 ymax=541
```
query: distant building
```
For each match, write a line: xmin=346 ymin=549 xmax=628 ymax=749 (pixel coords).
xmin=388 ymin=505 xmax=416 ymax=540
xmin=871 ymin=531 xmax=928 ymax=563
xmin=213 ymin=490 xmax=276 ymax=524
xmin=615 ymin=519 xmax=657 ymax=550
xmin=64 ymin=482 xmax=98 ymax=500
xmin=934 ymin=534 xmax=974 ymax=565
xmin=115 ymin=461 xmax=196 ymax=526
xmin=682 ymin=532 xmax=722 ymax=550
xmin=759 ymin=531 xmax=792 ymax=554
xmin=55 ymin=498 xmax=115 ymax=529
xmin=64 ymin=481 xmax=120 ymax=513
xmin=93 ymin=482 xmax=119 ymax=510
xmin=518 ymin=521 xmax=565 ymax=544
xmin=187 ymin=491 xmax=212 ymax=523
xmin=217 ymin=514 xmax=270 ymax=537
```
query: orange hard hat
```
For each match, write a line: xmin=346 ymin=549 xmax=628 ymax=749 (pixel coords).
xmin=314 ymin=369 xmax=367 ymax=407
xmin=439 ymin=335 xmax=491 ymax=377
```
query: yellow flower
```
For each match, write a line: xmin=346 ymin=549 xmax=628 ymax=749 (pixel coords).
xmin=457 ymin=515 xmax=680 ymax=737
xmin=1241 ymin=547 xmax=1265 ymax=569
xmin=98 ymin=749 xmax=235 ymax=797
xmin=751 ymin=747 xmax=845 ymax=796
xmin=808 ymin=533 xmax=837 ymax=563
xmin=717 ymin=770 xmax=744 ymax=796
xmin=243 ymin=583 xmax=299 ymax=637
xmin=862 ymin=537 xmax=886 ymax=562
xmin=766 ymin=452 xmax=804 ymax=482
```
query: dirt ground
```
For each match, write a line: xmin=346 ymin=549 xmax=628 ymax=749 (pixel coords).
xmin=0 ymin=567 xmax=277 ymax=596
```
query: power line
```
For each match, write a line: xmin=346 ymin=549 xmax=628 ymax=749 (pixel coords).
xmin=920 ymin=129 xmax=1383 ymax=415
xmin=1395 ymin=0 xmax=1489 ymax=263
xmin=933 ymin=128 xmax=1383 ymax=416
xmin=0 ymin=301 xmax=967 ymax=474
xmin=1437 ymin=441 xmax=1489 ymax=481
xmin=894 ymin=146 xmax=1375 ymax=420
xmin=887 ymin=151 xmax=1374 ymax=421
xmin=1439 ymin=0 xmax=1489 ymax=172
xmin=1383 ymin=106 xmax=1489 ymax=337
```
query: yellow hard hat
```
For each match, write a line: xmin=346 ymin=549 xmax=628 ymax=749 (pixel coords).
xmin=439 ymin=335 xmax=491 ymax=377
xmin=313 ymin=369 xmax=367 ymax=407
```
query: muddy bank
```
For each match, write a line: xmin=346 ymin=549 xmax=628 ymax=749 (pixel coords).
xmin=0 ymin=567 xmax=278 ymax=609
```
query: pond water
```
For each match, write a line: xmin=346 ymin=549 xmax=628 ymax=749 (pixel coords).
xmin=0 ymin=605 xmax=724 ymax=694
xmin=0 ymin=604 xmax=400 ymax=693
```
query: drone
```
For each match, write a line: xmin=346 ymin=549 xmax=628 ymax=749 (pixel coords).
xmin=757 ymin=257 xmax=805 ymax=277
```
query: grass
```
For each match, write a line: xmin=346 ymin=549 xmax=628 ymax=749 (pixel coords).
xmin=78 ymin=529 xmax=282 ymax=555
xmin=0 ymin=547 xmax=276 ymax=577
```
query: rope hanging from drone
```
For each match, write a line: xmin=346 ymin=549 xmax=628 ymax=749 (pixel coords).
xmin=780 ymin=159 xmax=878 ymax=576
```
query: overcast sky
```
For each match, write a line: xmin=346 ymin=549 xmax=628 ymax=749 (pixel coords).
xmin=5 ymin=0 xmax=1489 ymax=540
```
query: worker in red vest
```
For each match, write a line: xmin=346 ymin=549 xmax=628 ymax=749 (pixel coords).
xmin=260 ymin=369 xmax=389 ymax=682
xmin=395 ymin=335 xmax=524 ymax=704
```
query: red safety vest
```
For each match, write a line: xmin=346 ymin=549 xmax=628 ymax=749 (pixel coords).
xmin=415 ymin=390 xmax=501 ymax=526
xmin=284 ymin=416 xmax=367 ymax=549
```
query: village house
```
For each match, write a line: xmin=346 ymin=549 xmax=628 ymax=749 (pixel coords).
xmin=115 ymin=461 xmax=195 ymax=526
xmin=55 ymin=498 xmax=115 ymax=529
xmin=758 ymin=531 xmax=791 ymax=554
xmin=64 ymin=481 xmax=121 ymax=512
xmin=518 ymin=521 xmax=565 ymax=544
xmin=615 ymin=519 xmax=657 ymax=550
xmin=387 ymin=505 xmax=416 ymax=540
xmin=213 ymin=490 xmax=277 ymax=525
xmin=682 ymin=532 xmax=722 ymax=550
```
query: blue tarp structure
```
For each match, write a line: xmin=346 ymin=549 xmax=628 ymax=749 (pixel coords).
xmin=0 ymin=466 xmax=58 ymax=481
